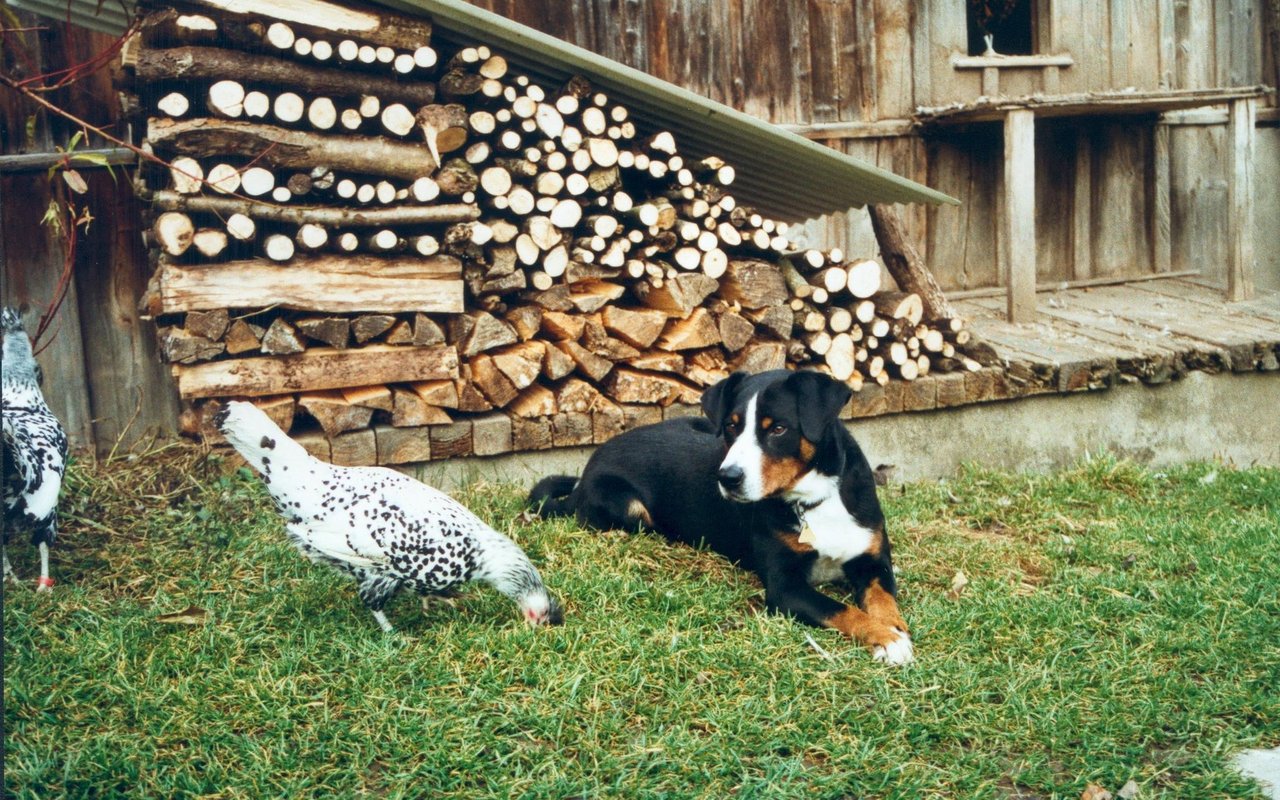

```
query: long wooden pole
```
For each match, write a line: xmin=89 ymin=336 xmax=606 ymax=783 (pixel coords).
xmin=1003 ymin=108 xmax=1036 ymax=323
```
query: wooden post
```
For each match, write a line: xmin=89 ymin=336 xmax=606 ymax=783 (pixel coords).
xmin=1152 ymin=120 xmax=1172 ymax=274
xmin=1071 ymin=130 xmax=1093 ymax=282
xmin=1003 ymin=108 xmax=1036 ymax=322
xmin=1226 ymin=97 xmax=1256 ymax=302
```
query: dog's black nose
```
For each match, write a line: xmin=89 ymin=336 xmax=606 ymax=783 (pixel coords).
xmin=718 ymin=465 xmax=745 ymax=492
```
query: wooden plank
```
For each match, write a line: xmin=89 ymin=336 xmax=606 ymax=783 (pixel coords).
xmin=917 ymin=86 xmax=1269 ymax=125
xmin=1226 ymin=97 xmax=1256 ymax=301
xmin=806 ymin=0 xmax=843 ymax=123
xmin=872 ymin=0 xmax=913 ymax=119
xmin=184 ymin=0 xmax=433 ymax=50
xmin=740 ymin=0 xmax=809 ymax=124
xmin=156 ymin=255 xmax=464 ymax=314
xmin=175 ymin=344 xmax=459 ymax=398
xmin=1068 ymin=285 xmax=1270 ymax=350
xmin=1003 ymin=109 xmax=1036 ymax=322
xmin=1126 ymin=283 xmax=1280 ymax=340
xmin=0 ymin=173 xmax=94 ymax=448
xmin=1092 ymin=121 xmax=1152 ymax=279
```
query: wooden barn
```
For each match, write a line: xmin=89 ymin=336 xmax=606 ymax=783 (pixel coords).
xmin=2 ymin=0 xmax=1278 ymax=476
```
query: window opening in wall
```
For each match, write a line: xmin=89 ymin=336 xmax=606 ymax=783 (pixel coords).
xmin=967 ymin=0 xmax=1035 ymax=56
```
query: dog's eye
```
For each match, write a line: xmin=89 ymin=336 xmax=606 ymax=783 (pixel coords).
xmin=769 ymin=424 xmax=787 ymax=437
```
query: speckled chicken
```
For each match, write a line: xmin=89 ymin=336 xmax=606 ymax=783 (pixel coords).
xmin=215 ymin=400 xmax=563 ymax=631
xmin=2 ymin=307 xmax=68 ymax=592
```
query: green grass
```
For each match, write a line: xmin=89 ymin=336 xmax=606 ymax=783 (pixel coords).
xmin=4 ymin=445 xmax=1278 ymax=799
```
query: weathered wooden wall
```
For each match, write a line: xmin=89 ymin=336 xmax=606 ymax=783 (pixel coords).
xmin=469 ymin=0 xmax=1278 ymax=293
xmin=1 ymin=14 xmax=181 ymax=452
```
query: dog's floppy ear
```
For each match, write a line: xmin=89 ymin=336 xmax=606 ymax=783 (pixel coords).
xmin=701 ymin=371 xmax=747 ymax=428
xmin=788 ymin=370 xmax=852 ymax=444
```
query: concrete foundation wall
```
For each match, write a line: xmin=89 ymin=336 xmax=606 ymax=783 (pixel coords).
xmin=406 ymin=372 xmax=1280 ymax=491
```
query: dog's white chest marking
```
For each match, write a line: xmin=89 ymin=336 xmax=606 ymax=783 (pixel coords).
xmin=789 ymin=472 xmax=875 ymax=564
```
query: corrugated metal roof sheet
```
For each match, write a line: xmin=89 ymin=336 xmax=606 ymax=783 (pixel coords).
xmin=376 ymin=0 xmax=957 ymax=220
xmin=13 ymin=0 xmax=958 ymax=218
xmin=9 ymin=0 xmax=135 ymax=36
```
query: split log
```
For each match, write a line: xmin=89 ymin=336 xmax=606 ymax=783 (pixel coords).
xmin=541 ymin=342 xmax=576 ymax=380
xmin=417 ymin=104 xmax=469 ymax=166
xmin=159 ymin=327 xmax=224 ymax=363
xmin=507 ymin=384 xmax=557 ymax=418
xmin=872 ymin=292 xmax=924 ymax=326
xmin=555 ymin=377 xmax=605 ymax=413
xmin=409 ymin=379 xmax=459 ymax=409
xmin=655 ymin=307 xmax=721 ymax=351
xmin=299 ymin=390 xmax=374 ymax=436
xmin=717 ymin=311 xmax=755 ymax=353
xmin=601 ymin=306 xmax=668 ymax=349
xmin=730 ymin=341 xmax=788 ymax=374
xmin=632 ymin=273 xmax=717 ymax=317
xmin=175 ymin=344 xmax=458 ymax=399
xmin=491 ymin=341 xmax=545 ymax=390
xmin=391 ymin=388 xmax=454 ymax=427
xmin=154 ymin=255 xmax=463 ymax=314
xmin=150 ymin=190 xmax=477 ymax=228
xmin=341 ymin=385 xmax=394 ymax=412
xmin=223 ymin=319 xmax=264 ymax=354
xmin=450 ymin=311 xmax=518 ymax=357
xmin=261 ymin=318 xmax=305 ymax=354
xmin=296 ymin=317 xmax=350 ymax=349
xmin=556 ymin=340 xmax=614 ymax=382
xmin=716 ymin=259 xmax=788 ymax=309
xmin=469 ymin=354 xmax=520 ymax=407
xmin=568 ymin=281 xmax=626 ymax=314
xmin=746 ymin=306 xmax=795 ymax=340
xmin=539 ymin=311 xmax=587 ymax=341
xmin=602 ymin=368 xmax=700 ymax=406
xmin=185 ymin=308 xmax=229 ymax=340
xmin=148 ymin=118 xmax=440 ymax=182
xmin=352 ymin=314 xmax=395 ymax=343
xmin=135 ymin=46 xmax=436 ymax=108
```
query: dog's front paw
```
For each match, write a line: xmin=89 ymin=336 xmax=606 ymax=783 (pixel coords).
xmin=872 ymin=628 xmax=914 ymax=666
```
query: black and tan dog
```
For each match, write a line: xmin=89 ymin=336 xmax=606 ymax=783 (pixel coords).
xmin=529 ymin=369 xmax=913 ymax=665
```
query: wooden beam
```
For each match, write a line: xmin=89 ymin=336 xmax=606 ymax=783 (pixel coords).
xmin=156 ymin=255 xmax=463 ymax=314
xmin=183 ymin=0 xmax=433 ymax=51
xmin=1003 ymin=109 xmax=1036 ymax=323
xmin=150 ymin=191 xmax=478 ymax=227
xmin=175 ymin=344 xmax=459 ymax=398
xmin=1226 ymin=97 xmax=1256 ymax=302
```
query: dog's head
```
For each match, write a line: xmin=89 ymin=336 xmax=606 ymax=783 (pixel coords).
xmin=701 ymin=370 xmax=852 ymax=502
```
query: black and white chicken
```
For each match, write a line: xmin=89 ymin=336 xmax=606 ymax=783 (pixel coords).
xmin=214 ymin=400 xmax=563 ymax=631
xmin=2 ymin=307 xmax=68 ymax=592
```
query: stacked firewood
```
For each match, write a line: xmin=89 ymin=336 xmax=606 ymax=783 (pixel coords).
xmin=124 ymin=0 xmax=975 ymax=454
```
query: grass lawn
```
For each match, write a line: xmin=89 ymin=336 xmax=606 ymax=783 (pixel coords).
xmin=4 ymin=443 xmax=1278 ymax=799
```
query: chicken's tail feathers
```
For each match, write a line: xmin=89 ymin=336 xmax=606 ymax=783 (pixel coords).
xmin=527 ymin=475 xmax=578 ymax=518
xmin=214 ymin=400 xmax=310 ymax=468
